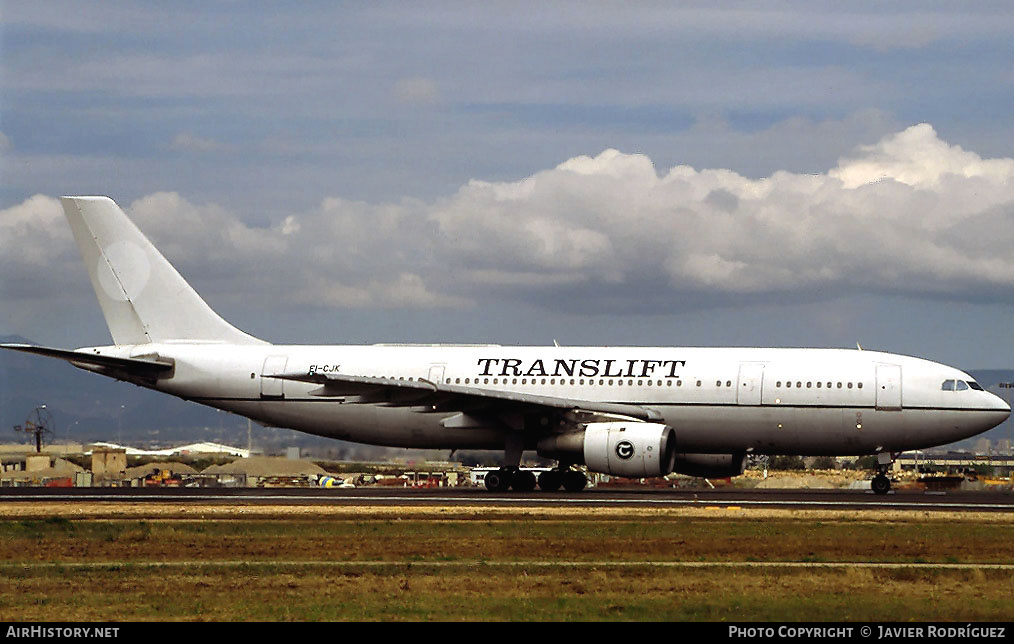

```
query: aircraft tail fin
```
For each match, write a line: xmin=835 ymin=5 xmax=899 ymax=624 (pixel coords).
xmin=60 ymin=196 xmax=265 ymax=346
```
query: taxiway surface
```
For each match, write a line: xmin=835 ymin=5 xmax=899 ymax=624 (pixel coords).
xmin=1 ymin=487 xmax=1012 ymax=512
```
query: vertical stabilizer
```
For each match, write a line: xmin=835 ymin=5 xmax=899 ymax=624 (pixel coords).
xmin=61 ymin=196 xmax=265 ymax=345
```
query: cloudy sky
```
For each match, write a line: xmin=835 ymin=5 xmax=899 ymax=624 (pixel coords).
xmin=4 ymin=2 xmax=1014 ymax=369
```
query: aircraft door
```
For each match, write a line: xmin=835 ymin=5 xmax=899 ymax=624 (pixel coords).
xmin=875 ymin=364 xmax=902 ymax=410
xmin=737 ymin=363 xmax=764 ymax=405
xmin=427 ymin=364 xmax=446 ymax=385
xmin=260 ymin=355 xmax=289 ymax=399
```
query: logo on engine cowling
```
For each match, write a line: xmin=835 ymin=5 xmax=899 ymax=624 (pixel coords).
xmin=615 ymin=441 xmax=635 ymax=460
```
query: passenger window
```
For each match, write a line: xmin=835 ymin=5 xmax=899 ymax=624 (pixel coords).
xmin=941 ymin=380 xmax=955 ymax=391
xmin=726 ymin=380 xmax=732 ymax=387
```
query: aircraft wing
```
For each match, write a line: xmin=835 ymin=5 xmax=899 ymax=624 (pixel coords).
xmin=0 ymin=344 xmax=174 ymax=379
xmin=270 ymin=371 xmax=663 ymax=422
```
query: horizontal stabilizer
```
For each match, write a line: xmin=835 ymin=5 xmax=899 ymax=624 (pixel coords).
xmin=0 ymin=343 xmax=174 ymax=378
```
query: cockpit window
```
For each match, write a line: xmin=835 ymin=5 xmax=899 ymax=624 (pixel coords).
xmin=941 ymin=380 xmax=956 ymax=391
xmin=955 ymin=380 xmax=969 ymax=391
xmin=967 ymin=380 xmax=984 ymax=391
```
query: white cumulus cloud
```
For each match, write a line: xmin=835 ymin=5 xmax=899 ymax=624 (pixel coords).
xmin=4 ymin=124 xmax=1014 ymax=319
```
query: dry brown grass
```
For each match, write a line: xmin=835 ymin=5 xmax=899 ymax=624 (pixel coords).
xmin=0 ymin=502 xmax=1011 ymax=621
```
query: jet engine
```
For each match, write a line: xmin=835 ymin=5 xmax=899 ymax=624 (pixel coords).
xmin=672 ymin=453 xmax=747 ymax=478
xmin=536 ymin=422 xmax=676 ymax=478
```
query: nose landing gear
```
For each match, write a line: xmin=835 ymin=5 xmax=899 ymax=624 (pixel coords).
xmin=871 ymin=473 xmax=891 ymax=495
xmin=870 ymin=451 xmax=899 ymax=495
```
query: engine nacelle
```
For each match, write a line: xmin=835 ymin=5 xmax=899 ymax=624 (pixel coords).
xmin=537 ymin=422 xmax=676 ymax=478
xmin=673 ymin=453 xmax=747 ymax=478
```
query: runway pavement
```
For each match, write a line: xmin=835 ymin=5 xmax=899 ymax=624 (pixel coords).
xmin=1 ymin=486 xmax=1012 ymax=512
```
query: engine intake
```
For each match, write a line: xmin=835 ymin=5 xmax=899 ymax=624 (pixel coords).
xmin=537 ymin=422 xmax=676 ymax=478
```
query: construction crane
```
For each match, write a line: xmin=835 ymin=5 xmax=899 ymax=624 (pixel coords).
xmin=13 ymin=405 xmax=53 ymax=453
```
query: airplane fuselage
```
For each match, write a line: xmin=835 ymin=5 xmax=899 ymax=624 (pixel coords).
xmin=89 ymin=343 xmax=1009 ymax=456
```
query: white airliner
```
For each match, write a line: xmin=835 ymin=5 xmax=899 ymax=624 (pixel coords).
xmin=2 ymin=197 xmax=1008 ymax=494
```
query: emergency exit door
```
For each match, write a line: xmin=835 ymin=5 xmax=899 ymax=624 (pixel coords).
xmin=875 ymin=364 xmax=902 ymax=410
xmin=737 ymin=363 xmax=764 ymax=405
xmin=427 ymin=365 xmax=446 ymax=385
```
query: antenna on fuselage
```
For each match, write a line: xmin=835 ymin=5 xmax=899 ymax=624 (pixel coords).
xmin=856 ymin=342 xmax=863 ymax=351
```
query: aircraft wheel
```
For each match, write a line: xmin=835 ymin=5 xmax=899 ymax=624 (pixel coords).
xmin=562 ymin=470 xmax=587 ymax=492
xmin=484 ymin=468 xmax=513 ymax=492
xmin=511 ymin=470 xmax=537 ymax=492
xmin=871 ymin=474 xmax=891 ymax=495
xmin=537 ymin=470 xmax=562 ymax=492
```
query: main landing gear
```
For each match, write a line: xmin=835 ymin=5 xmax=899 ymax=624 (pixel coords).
xmin=483 ymin=467 xmax=587 ymax=493
xmin=870 ymin=451 xmax=898 ymax=495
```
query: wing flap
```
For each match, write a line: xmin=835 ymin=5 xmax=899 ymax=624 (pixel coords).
xmin=269 ymin=371 xmax=662 ymax=421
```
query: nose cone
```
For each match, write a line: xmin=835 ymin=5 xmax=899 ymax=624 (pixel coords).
xmin=986 ymin=390 xmax=1011 ymax=413
xmin=981 ymin=391 xmax=1010 ymax=430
